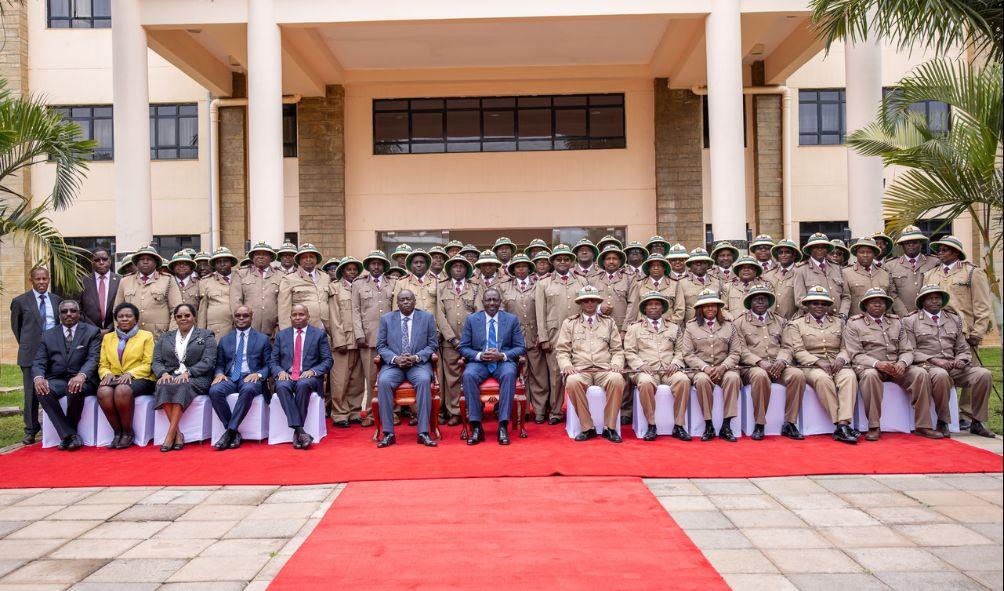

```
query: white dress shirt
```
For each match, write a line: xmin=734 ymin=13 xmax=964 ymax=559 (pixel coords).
xmin=476 ymin=312 xmax=508 ymax=362
xmin=33 ymin=289 xmax=56 ymax=330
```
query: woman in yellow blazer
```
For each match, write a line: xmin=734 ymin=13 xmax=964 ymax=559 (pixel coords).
xmin=97 ymin=302 xmax=156 ymax=449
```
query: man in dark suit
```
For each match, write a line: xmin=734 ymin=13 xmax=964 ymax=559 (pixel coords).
xmin=10 ymin=267 xmax=62 ymax=444
xmin=79 ymin=248 xmax=121 ymax=332
xmin=460 ymin=287 xmax=526 ymax=445
xmin=375 ymin=289 xmax=440 ymax=448
xmin=269 ymin=304 xmax=333 ymax=449
xmin=30 ymin=299 xmax=101 ymax=450
xmin=209 ymin=306 xmax=272 ymax=450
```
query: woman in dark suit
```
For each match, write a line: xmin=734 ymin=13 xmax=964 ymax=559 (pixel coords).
xmin=152 ymin=303 xmax=217 ymax=451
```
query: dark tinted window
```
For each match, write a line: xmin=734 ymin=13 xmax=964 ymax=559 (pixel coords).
xmin=50 ymin=105 xmax=114 ymax=161
xmin=799 ymin=89 xmax=846 ymax=145
xmin=48 ymin=0 xmax=110 ymax=28
xmin=150 ymin=104 xmax=198 ymax=160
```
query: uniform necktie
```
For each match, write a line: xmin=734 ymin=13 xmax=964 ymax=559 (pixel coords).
xmin=781 ymin=268 xmax=788 ymax=277
xmin=943 ymin=266 xmax=951 ymax=274
xmin=819 ymin=262 xmax=826 ymax=272
xmin=487 ymin=318 xmax=498 ymax=373
xmin=908 ymin=258 xmax=917 ymax=270
xmin=652 ymin=279 xmax=661 ymax=288
xmin=455 ymin=281 xmax=462 ymax=295
xmin=932 ymin=314 xmax=939 ymax=325
xmin=401 ymin=316 xmax=411 ymax=355
xmin=652 ymin=319 xmax=659 ymax=331
xmin=38 ymin=294 xmax=46 ymax=322
xmin=875 ymin=318 xmax=882 ymax=326
xmin=224 ymin=275 xmax=230 ymax=284
xmin=97 ymin=275 xmax=107 ymax=315
xmin=587 ymin=316 xmax=594 ymax=327
xmin=561 ymin=275 xmax=568 ymax=283
xmin=231 ymin=331 xmax=246 ymax=382
xmin=758 ymin=315 xmax=765 ymax=323
xmin=608 ymin=273 xmax=615 ymax=281
xmin=521 ymin=280 xmax=527 ymax=290
xmin=141 ymin=275 xmax=149 ymax=284
xmin=374 ymin=277 xmax=381 ymax=289
xmin=260 ymin=267 xmax=267 ymax=278
xmin=291 ymin=330 xmax=303 ymax=380
xmin=707 ymin=320 xmax=715 ymax=331
xmin=698 ymin=276 xmax=705 ymax=285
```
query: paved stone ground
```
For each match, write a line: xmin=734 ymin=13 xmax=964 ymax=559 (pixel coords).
xmin=0 ymin=433 xmax=999 ymax=590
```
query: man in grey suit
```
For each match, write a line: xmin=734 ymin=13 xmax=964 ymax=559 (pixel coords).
xmin=79 ymin=248 xmax=121 ymax=332
xmin=10 ymin=267 xmax=62 ymax=444
xmin=375 ymin=289 xmax=439 ymax=448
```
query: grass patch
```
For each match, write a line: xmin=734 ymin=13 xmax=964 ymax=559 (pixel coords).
xmin=982 ymin=347 xmax=1002 ymax=435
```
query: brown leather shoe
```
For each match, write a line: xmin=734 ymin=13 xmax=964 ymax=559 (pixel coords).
xmin=914 ymin=427 xmax=945 ymax=440
xmin=970 ymin=421 xmax=996 ymax=438
xmin=865 ymin=428 xmax=881 ymax=441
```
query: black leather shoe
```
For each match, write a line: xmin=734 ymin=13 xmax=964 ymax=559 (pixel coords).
xmin=833 ymin=424 xmax=858 ymax=444
xmin=376 ymin=432 xmax=396 ymax=448
xmin=172 ymin=433 xmax=185 ymax=451
xmin=848 ymin=427 xmax=862 ymax=438
xmin=297 ymin=432 xmax=314 ymax=449
xmin=602 ymin=428 xmax=623 ymax=443
xmin=534 ymin=416 xmax=546 ymax=424
xmin=701 ymin=423 xmax=715 ymax=442
xmin=547 ymin=416 xmax=563 ymax=425
xmin=781 ymin=422 xmax=804 ymax=440
xmin=109 ymin=434 xmax=123 ymax=449
xmin=214 ymin=431 xmax=233 ymax=451
xmin=229 ymin=432 xmax=243 ymax=449
xmin=467 ymin=424 xmax=485 ymax=446
xmin=21 ymin=433 xmax=36 ymax=446
xmin=936 ymin=420 xmax=952 ymax=438
xmin=719 ymin=425 xmax=737 ymax=442
xmin=497 ymin=425 xmax=510 ymax=446
xmin=58 ymin=436 xmax=70 ymax=450
xmin=643 ymin=425 xmax=658 ymax=441
xmin=64 ymin=434 xmax=83 ymax=450
xmin=970 ymin=421 xmax=995 ymax=438
xmin=574 ymin=428 xmax=597 ymax=442
xmin=118 ymin=433 xmax=134 ymax=449
xmin=672 ymin=425 xmax=692 ymax=441
xmin=620 ymin=415 xmax=632 ymax=425
xmin=333 ymin=420 xmax=350 ymax=428
xmin=959 ymin=418 xmax=972 ymax=431
xmin=417 ymin=432 xmax=438 ymax=447
xmin=751 ymin=424 xmax=765 ymax=441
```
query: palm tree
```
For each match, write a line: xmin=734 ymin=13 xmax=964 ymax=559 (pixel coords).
xmin=0 ymin=77 xmax=95 ymax=294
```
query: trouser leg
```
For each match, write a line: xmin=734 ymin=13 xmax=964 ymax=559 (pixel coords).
xmin=525 ymin=345 xmax=549 ymax=420
xmin=275 ymin=380 xmax=303 ymax=428
xmin=294 ymin=378 xmax=319 ymax=425
xmin=857 ymin=369 xmax=883 ymax=429
xmin=951 ymin=366 xmax=992 ymax=423
xmin=721 ymin=371 xmax=740 ymax=419
xmin=665 ymin=372 xmax=691 ymax=427
xmin=693 ymin=373 xmax=714 ymax=421
xmin=958 ymin=345 xmax=979 ymax=421
xmin=230 ymin=382 xmax=262 ymax=431
xmin=898 ymin=366 xmax=933 ymax=430
xmin=635 ymin=375 xmax=657 ymax=424
xmin=330 ymin=348 xmax=364 ymax=422
xmin=545 ymin=346 xmax=564 ymax=419
xmin=805 ymin=368 xmax=839 ymax=423
xmin=833 ymin=368 xmax=857 ymax=423
xmin=565 ymin=373 xmax=594 ymax=431
xmin=37 ymin=382 xmax=75 ymax=440
xmin=359 ymin=346 xmax=377 ymax=409
xmin=594 ymin=371 xmax=625 ymax=430
xmin=440 ymin=345 xmax=463 ymax=416
xmin=406 ymin=365 xmax=433 ymax=434
xmin=376 ymin=367 xmax=404 ymax=434
xmin=462 ymin=363 xmax=490 ymax=423
xmin=21 ymin=366 xmax=39 ymax=436
xmin=927 ymin=367 xmax=954 ymax=424
xmin=494 ymin=362 xmax=518 ymax=423
xmin=208 ymin=380 xmax=238 ymax=427
xmin=781 ymin=367 xmax=806 ymax=424
xmin=742 ymin=367 xmax=771 ymax=424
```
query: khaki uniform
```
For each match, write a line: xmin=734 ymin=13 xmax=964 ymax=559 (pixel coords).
xmin=278 ymin=269 xmax=330 ymax=331
xmin=589 ymin=271 xmax=634 ymax=332
xmin=623 ymin=318 xmax=690 ymax=426
xmin=626 ymin=276 xmax=686 ymax=329
xmin=328 ymin=279 xmax=365 ymax=422
xmin=392 ymin=273 xmax=438 ymax=313
xmin=842 ymin=263 xmax=891 ymax=315
xmin=721 ymin=278 xmax=775 ymax=318
xmin=677 ymin=274 xmax=723 ymax=322
xmin=756 ymin=258 xmax=777 ymax=274
xmin=783 ymin=314 xmax=856 ymax=424
xmin=762 ymin=265 xmax=798 ymax=319
xmin=534 ymin=272 xmax=589 ymax=419
xmin=197 ymin=273 xmax=236 ymax=341
xmin=436 ymin=279 xmax=482 ymax=415
xmin=681 ymin=318 xmax=742 ymax=420
xmin=352 ymin=275 xmax=396 ymax=404
xmin=734 ymin=311 xmax=805 ymax=425
xmin=885 ymin=254 xmax=939 ymax=315
xmin=903 ymin=310 xmax=993 ymax=424
xmin=114 ymin=272 xmax=182 ymax=338
xmin=793 ymin=259 xmax=851 ymax=317
xmin=843 ymin=313 xmax=935 ymax=430
xmin=555 ymin=314 xmax=626 ymax=431
xmin=709 ymin=266 xmax=736 ymax=284
xmin=231 ymin=266 xmax=281 ymax=337
xmin=572 ymin=264 xmax=602 ymax=280
xmin=175 ymin=277 xmax=201 ymax=311
xmin=471 ymin=274 xmax=511 ymax=293
xmin=502 ymin=277 xmax=548 ymax=420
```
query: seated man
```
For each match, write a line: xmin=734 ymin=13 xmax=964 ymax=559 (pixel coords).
xmin=31 ymin=299 xmax=101 ymax=450
xmin=269 ymin=304 xmax=333 ymax=449
xmin=556 ymin=286 xmax=626 ymax=443
xmin=375 ymin=290 xmax=440 ymax=448
xmin=208 ymin=306 xmax=272 ymax=450
xmin=623 ymin=292 xmax=691 ymax=442
xmin=459 ymin=288 xmax=526 ymax=446
xmin=844 ymin=288 xmax=943 ymax=441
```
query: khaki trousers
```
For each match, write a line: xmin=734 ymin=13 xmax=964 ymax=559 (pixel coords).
xmin=633 ymin=371 xmax=690 ymax=426
xmin=927 ymin=365 xmax=992 ymax=423
xmin=856 ymin=366 xmax=934 ymax=429
xmin=330 ymin=348 xmax=365 ymax=422
xmin=802 ymin=367 xmax=857 ymax=424
xmin=525 ymin=345 xmax=550 ymax=421
xmin=543 ymin=347 xmax=564 ymax=420
xmin=359 ymin=346 xmax=378 ymax=410
xmin=958 ymin=348 xmax=981 ymax=421
xmin=740 ymin=366 xmax=806 ymax=424
xmin=565 ymin=371 xmax=625 ymax=431
xmin=692 ymin=370 xmax=740 ymax=420
xmin=440 ymin=344 xmax=463 ymax=416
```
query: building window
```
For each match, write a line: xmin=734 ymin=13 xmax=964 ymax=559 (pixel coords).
xmin=372 ymin=93 xmax=626 ymax=155
xmin=799 ymin=221 xmax=850 ymax=247
xmin=64 ymin=236 xmax=115 ymax=271
xmin=150 ymin=104 xmax=198 ymax=160
xmin=799 ymin=89 xmax=845 ymax=145
xmin=283 ymin=104 xmax=297 ymax=157
xmin=152 ymin=235 xmax=201 ymax=259
xmin=701 ymin=96 xmax=748 ymax=149
xmin=47 ymin=0 xmax=111 ymax=28
xmin=50 ymin=105 xmax=114 ymax=161
xmin=883 ymin=88 xmax=951 ymax=134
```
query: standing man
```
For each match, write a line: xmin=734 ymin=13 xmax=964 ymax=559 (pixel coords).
xmin=460 ymin=244 xmax=481 ymax=265
xmin=666 ymin=244 xmax=691 ymax=280
xmin=709 ymin=242 xmax=739 ymax=283
xmin=328 ymin=257 xmax=366 ymax=427
xmin=626 ymin=253 xmax=685 ymax=329
xmin=646 ymin=236 xmax=670 ymax=257
xmin=435 ymin=256 xmax=481 ymax=425
xmin=749 ymin=235 xmax=776 ymax=273
xmin=352 ymin=250 xmax=396 ymax=410
xmin=275 ymin=241 xmax=299 ymax=274
xmin=198 ymin=247 xmax=238 ymax=340
xmin=168 ymin=252 xmax=201 ymax=311
xmin=623 ymin=241 xmax=649 ymax=279
xmin=393 ymin=249 xmax=438 ymax=312
xmin=734 ymin=286 xmax=805 ymax=440
xmin=905 ymin=285 xmax=995 ymax=438
xmin=503 ymin=255 xmax=548 ymax=423
xmin=572 ymin=238 xmax=601 ymax=278
xmin=79 ymin=248 xmax=120 ymax=333
xmin=843 ymin=288 xmax=944 ymax=441
xmin=677 ymin=248 xmax=723 ymax=322
xmin=459 ymin=288 xmax=526 ymax=445
xmin=270 ymin=304 xmax=333 ymax=449
xmin=524 ymin=238 xmax=550 ymax=259
xmin=589 ymin=244 xmax=634 ymax=332
xmin=114 ymin=245 xmax=182 ymax=338
xmin=534 ymin=245 xmax=589 ymax=424
xmin=843 ymin=237 xmax=890 ymax=314
xmin=193 ymin=251 xmax=213 ymax=279
xmin=11 ymin=269 xmax=61 ymax=445
xmin=428 ymin=246 xmax=449 ymax=281
xmin=623 ymin=292 xmax=691 ymax=441
xmin=763 ymin=239 xmax=801 ymax=319
xmin=886 ymin=225 xmax=939 ymax=315
xmin=472 ymin=250 xmax=510 ymax=290
xmin=492 ymin=237 xmax=517 ymax=272
xmin=445 ymin=240 xmax=464 ymax=258
xmin=556 ymin=286 xmax=626 ymax=443
xmin=532 ymin=250 xmax=552 ymax=278
xmin=721 ymin=256 xmax=772 ymax=317
xmin=208 ymin=306 xmax=271 ymax=450
xmin=794 ymin=233 xmax=851 ymax=317
xmin=872 ymin=231 xmax=895 ymax=265
xmin=231 ymin=242 xmax=281 ymax=338
xmin=278 ymin=243 xmax=330 ymax=331
xmin=391 ymin=244 xmax=412 ymax=269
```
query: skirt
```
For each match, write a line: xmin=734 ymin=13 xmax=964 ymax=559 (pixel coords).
xmin=130 ymin=379 xmax=156 ymax=397
xmin=153 ymin=381 xmax=205 ymax=411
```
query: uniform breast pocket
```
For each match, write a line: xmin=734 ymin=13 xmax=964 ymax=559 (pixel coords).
xmin=152 ymin=292 xmax=165 ymax=303
xmin=545 ymin=287 xmax=562 ymax=299
xmin=124 ymin=289 xmax=137 ymax=299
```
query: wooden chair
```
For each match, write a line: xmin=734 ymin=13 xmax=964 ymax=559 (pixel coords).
xmin=458 ymin=356 xmax=529 ymax=440
xmin=371 ymin=354 xmax=442 ymax=440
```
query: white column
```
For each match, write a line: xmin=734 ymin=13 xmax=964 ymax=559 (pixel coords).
xmin=246 ymin=0 xmax=285 ymax=247
xmin=705 ymin=0 xmax=748 ymax=244
xmin=844 ymin=32 xmax=884 ymax=239
xmin=111 ymin=0 xmax=152 ymax=253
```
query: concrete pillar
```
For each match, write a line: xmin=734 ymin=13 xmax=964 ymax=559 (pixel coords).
xmin=705 ymin=0 xmax=748 ymax=246
xmin=844 ymin=32 xmax=884 ymax=238
xmin=246 ymin=0 xmax=285 ymax=247
xmin=752 ymin=94 xmax=783 ymax=238
xmin=653 ymin=81 xmax=705 ymax=247
xmin=298 ymin=86 xmax=346 ymax=258
xmin=111 ymin=0 xmax=152 ymax=253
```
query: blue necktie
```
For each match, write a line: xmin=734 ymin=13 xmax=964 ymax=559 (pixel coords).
xmin=38 ymin=294 xmax=47 ymax=328
xmin=487 ymin=318 xmax=498 ymax=373
xmin=401 ymin=316 xmax=411 ymax=355
xmin=230 ymin=331 xmax=245 ymax=382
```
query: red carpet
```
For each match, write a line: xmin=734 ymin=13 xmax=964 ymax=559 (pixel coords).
xmin=268 ymin=476 xmax=729 ymax=591
xmin=1 ymin=423 xmax=999 ymax=489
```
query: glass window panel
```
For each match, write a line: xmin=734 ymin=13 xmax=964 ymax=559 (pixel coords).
xmin=518 ymin=109 xmax=550 ymax=138
xmin=158 ymin=105 xmax=177 ymax=116
xmin=411 ymin=112 xmax=443 ymax=140
xmin=446 ymin=98 xmax=479 ymax=109
xmin=411 ymin=142 xmax=444 ymax=153
xmin=928 ymin=101 xmax=950 ymax=132
xmin=179 ymin=105 xmax=198 ymax=116
xmin=71 ymin=106 xmax=91 ymax=118
xmin=555 ymin=108 xmax=587 ymax=137
xmin=482 ymin=97 xmax=515 ymax=109
xmin=49 ymin=19 xmax=70 ymax=28
xmin=374 ymin=112 xmax=408 ymax=142
xmin=590 ymin=137 xmax=625 ymax=149
xmin=820 ymin=134 xmax=841 ymax=145
xmin=49 ymin=0 xmax=69 ymax=17
xmin=375 ymin=142 xmax=409 ymax=155
xmin=410 ymin=99 xmax=444 ymax=110
xmin=93 ymin=119 xmax=112 ymax=147
xmin=482 ymin=140 xmax=516 ymax=151
xmin=72 ymin=0 xmax=91 ymax=17
xmin=93 ymin=0 xmax=110 ymax=17
xmin=75 ymin=119 xmax=91 ymax=138
xmin=798 ymin=103 xmax=817 ymax=134
xmin=798 ymin=90 xmax=817 ymax=102
xmin=589 ymin=94 xmax=623 ymax=106
xmin=93 ymin=18 xmax=110 ymax=28
xmin=483 ymin=110 xmax=514 ymax=138
xmin=71 ymin=18 xmax=91 ymax=27
xmin=446 ymin=141 xmax=480 ymax=152
xmin=518 ymin=96 xmax=550 ymax=108
xmin=820 ymin=103 xmax=840 ymax=132
xmin=446 ymin=110 xmax=479 ymax=140
xmin=179 ymin=147 xmax=198 ymax=159
xmin=819 ymin=91 xmax=840 ymax=102
xmin=553 ymin=95 xmax=587 ymax=107
xmin=93 ymin=106 xmax=112 ymax=118
xmin=157 ymin=148 xmax=177 ymax=159
xmin=150 ymin=119 xmax=155 ymax=143
xmin=589 ymin=107 xmax=623 ymax=137
xmin=799 ymin=134 xmax=819 ymax=146
xmin=374 ymin=100 xmax=408 ymax=111
xmin=158 ymin=117 xmax=177 ymax=145
xmin=518 ymin=139 xmax=551 ymax=151
xmin=179 ymin=117 xmax=198 ymax=146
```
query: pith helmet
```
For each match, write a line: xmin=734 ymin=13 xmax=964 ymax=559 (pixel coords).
xmin=800 ymin=285 xmax=834 ymax=305
xmin=743 ymin=284 xmax=776 ymax=310
xmin=391 ymin=244 xmax=413 ymax=259
xmin=167 ymin=251 xmax=195 ymax=271
xmin=361 ymin=250 xmax=391 ymax=269
xmin=598 ymin=244 xmax=625 ymax=266
xmin=507 ymin=254 xmax=533 ymax=274
xmin=574 ymin=285 xmax=605 ymax=303
xmin=693 ymin=288 xmax=726 ymax=309
xmin=642 ymin=253 xmax=669 ymax=276
xmin=445 ymin=255 xmax=474 ymax=279
xmin=802 ymin=233 xmax=834 ymax=255
xmin=731 ymin=256 xmax=763 ymax=277
xmin=770 ymin=239 xmax=803 ymax=262
xmin=531 ymin=250 xmax=552 ymax=263
xmin=638 ymin=291 xmax=670 ymax=314
xmin=335 ymin=256 xmax=364 ymax=280
xmin=130 ymin=245 xmax=163 ymax=266
xmin=597 ymin=234 xmax=624 ymax=251
xmin=711 ymin=241 xmax=740 ymax=261
xmin=830 ymin=239 xmax=851 ymax=260
xmin=872 ymin=231 xmax=895 ymax=257
xmin=623 ymin=241 xmax=650 ymax=258
xmin=685 ymin=247 xmax=714 ymax=266
xmin=460 ymin=243 xmax=481 ymax=257
xmin=210 ymin=246 xmax=239 ymax=265
xmin=859 ymin=287 xmax=894 ymax=312
xmin=895 ymin=225 xmax=929 ymax=244
xmin=428 ymin=245 xmax=448 ymax=258
xmin=474 ymin=249 xmax=502 ymax=267
xmin=749 ymin=234 xmax=775 ymax=250
xmin=322 ymin=257 xmax=340 ymax=271
xmin=247 ymin=241 xmax=276 ymax=259
xmin=386 ymin=266 xmax=406 ymax=278
xmin=276 ymin=241 xmax=298 ymax=256
xmin=572 ymin=238 xmax=599 ymax=260
xmin=405 ymin=249 xmax=431 ymax=269
xmin=445 ymin=240 xmax=464 ymax=251
xmin=492 ymin=236 xmax=516 ymax=253
xmin=850 ymin=237 xmax=882 ymax=257
xmin=548 ymin=244 xmax=574 ymax=261
xmin=915 ymin=284 xmax=950 ymax=310
xmin=523 ymin=238 xmax=549 ymax=255
xmin=666 ymin=243 xmax=690 ymax=260
xmin=930 ymin=235 xmax=968 ymax=260
xmin=294 ymin=243 xmax=322 ymax=263
xmin=645 ymin=235 xmax=670 ymax=252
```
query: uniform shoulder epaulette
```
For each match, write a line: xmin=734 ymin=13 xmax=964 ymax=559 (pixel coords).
xmin=794 ymin=261 xmax=807 ymax=268
xmin=849 ymin=313 xmax=865 ymax=321
xmin=886 ymin=313 xmax=900 ymax=319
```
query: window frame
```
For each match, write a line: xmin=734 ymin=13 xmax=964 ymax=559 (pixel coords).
xmin=50 ymin=105 xmax=114 ymax=161
xmin=882 ymin=87 xmax=952 ymax=135
xmin=47 ymin=0 xmax=111 ymax=29
xmin=282 ymin=104 xmax=298 ymax=158
xmin=149 ymin=103 xmax=199 ymax=161
xmin=798 ymin=89 xmax=846 ymax=146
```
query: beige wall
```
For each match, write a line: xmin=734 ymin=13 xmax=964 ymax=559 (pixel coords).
xmin=343 ymin=77 xmax=657 ymax=255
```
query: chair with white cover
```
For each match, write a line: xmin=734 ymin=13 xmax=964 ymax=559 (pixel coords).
xmin=687 ymin=386 xmax=741 ymax=438
xmin=41 ymin=396 xmax=99 ymax=448
xmin=740 ymin=383 xmax=787 ymax=436
xmin=631 ymin=385 xmax=680 ymax=439
xmin=565 ymin=386 xmax=621 ymax=439
xmin=267 ymin=392 xmax=326 ymax=445
xmin=931 ymin=387 xmax=960 ymax=433
xmin=210 ymin=394 xmax=269 ymax=442
xmin=96 ymin=395 xmax=156 ymax=447
xmin=854 ymin=382 xmax=935 ymax=434
xmin=798 ymin=385 xmax=840 ymax=436
xmin=154 ymin=394 xmax=213 ymax=445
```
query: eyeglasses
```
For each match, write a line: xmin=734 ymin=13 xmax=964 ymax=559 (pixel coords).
xmin=59 ymin=309 xmax=80 ymax=314
xmin=92 ymin=257 xmax=110 ymax=262
xmin=233 ymin=313 xmax=251 ymax=318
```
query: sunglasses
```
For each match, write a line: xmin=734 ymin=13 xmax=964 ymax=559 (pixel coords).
xmin=59 ymin=309 xmax=80 ymax=314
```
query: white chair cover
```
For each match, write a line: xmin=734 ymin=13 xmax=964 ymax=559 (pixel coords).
xmin=153 ymin=394 xmax=213 ymax=444
xmin=687 ymin=386 xmax=741 ymax=438
xmin=565 ymin=386 xmax=621 ymax=439
xmin=740 ymin=383 xmax=787 ymax=436
xmin=210 ymin=394 xmax=270 ymax=441
xmin=267 ymin=392 xmax=326 ymax=445
xmin=631 ymin=385 xmax=680 ymax=438
xmin=41 ymin=396 xmax=99 ymax=448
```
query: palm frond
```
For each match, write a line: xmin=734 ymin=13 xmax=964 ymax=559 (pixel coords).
xmin=0 ymin=199 xmax=85 ymax=295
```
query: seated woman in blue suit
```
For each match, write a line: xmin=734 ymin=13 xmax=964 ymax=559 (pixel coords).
xmin=459 ymin=287 xmax=526 ymax=445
